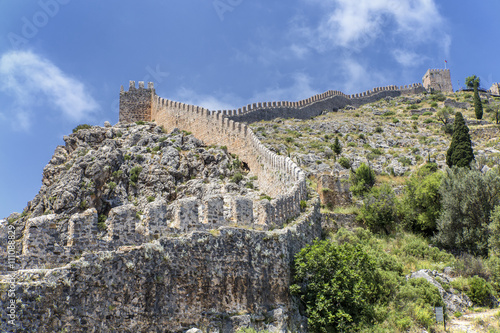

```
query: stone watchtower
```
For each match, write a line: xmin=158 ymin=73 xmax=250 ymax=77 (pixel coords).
xmin=422 ymin=69 xmax=453 ymax=93
xmin=119 ymin=81 xmax=155 ymax=123
xmin=490 ymin=83 xmax=500 ymax=96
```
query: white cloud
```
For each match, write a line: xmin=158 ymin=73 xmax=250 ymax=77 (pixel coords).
xmin=250 ymin=73 xmax=318 ymax=102
xmin=0 ymin=50 xmax=98 ymax=129
xmin=392 ymin=49 xmax=426 ymax=67
xmin=302 ymin=0 xmax=446 ymax=49
xmin=173 ymin=73 xmax=318 ymax=111
xmin=174 ymin=87 xmax=238 ymax=111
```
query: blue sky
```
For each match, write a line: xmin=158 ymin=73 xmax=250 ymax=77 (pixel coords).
xmin=1 ymin=0 xmax=499 ymax=217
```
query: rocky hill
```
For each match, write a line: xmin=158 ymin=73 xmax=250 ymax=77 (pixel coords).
xmin=2 ymin=85 xmax=500 ymax=332
xmin=0 ymin=121 xmax=319 ymax=333
xmin=251 ymin=91 xmax=500 ymax=178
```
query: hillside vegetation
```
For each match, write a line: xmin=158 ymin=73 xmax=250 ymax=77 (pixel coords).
xmin=251 ymin=91 xmax=500 ymax=332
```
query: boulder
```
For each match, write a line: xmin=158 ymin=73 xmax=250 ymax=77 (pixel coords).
xmin=408 ymin=269 xmax=472 ymax=314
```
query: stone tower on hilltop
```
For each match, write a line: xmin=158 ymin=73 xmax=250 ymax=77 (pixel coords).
xmin=422 ymin=69 xmax=453 ymax=93
xmin=119 ymin=81 xmax=155 ymax=122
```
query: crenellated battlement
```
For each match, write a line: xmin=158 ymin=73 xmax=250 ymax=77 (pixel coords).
xmin=206 ymin=82 xmax=424 ymax=118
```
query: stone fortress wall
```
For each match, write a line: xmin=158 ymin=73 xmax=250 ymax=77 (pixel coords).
xmin=121 ymin=81 xmax=308 ymax=225
xmin=1 ymin=73 xmax=454 ymax=332
xmin=222 ymin=83 xmax=425 ymax=123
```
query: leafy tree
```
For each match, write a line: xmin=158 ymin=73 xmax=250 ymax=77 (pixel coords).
xmin=350 ymin=162 xmax=376 ymax=196
xmin=357 ymin=184 xmax=398 ymax=235
xmin=489 ymin=205 xmax=500 ymax=253
xmin=435 ymin=106 xmax=454 ymax=125
xmin=434 ymin=167 xmax=500 ymax=256
xmin=332 ymin=137 xmax=342 ymax=159
xmin=400 ymin=166 xmax=443 ymax=236
xmin=446 ymin=112 xmax=474 ymax=168
xmin=474 ymin=81 xmax=484 ymax=120
xmin=291 ymin=240 xmax=382 ymax=332
xmin=465 ymin=75 xmax=480 ymax=89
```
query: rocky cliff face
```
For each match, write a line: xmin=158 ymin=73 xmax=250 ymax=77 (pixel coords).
xmin=22 ymin=122 xmax=256 ymax=220
xmin=0 ymin=121 xmax=322 ymax=332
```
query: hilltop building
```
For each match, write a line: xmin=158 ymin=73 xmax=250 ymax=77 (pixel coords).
xmin=422 ymin=69 xmax=453 ymax=93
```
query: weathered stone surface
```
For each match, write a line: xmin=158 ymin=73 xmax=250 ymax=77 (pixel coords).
xmin=1 ymin=200 xmax=321 ymax=333
xmin=317 ymin=174 xmax=351 ymax=208
xmin=408 ymin=269 xmax=472 ymax=314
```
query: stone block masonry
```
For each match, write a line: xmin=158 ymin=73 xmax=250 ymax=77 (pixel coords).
xmin=1 ymin=196 xmax=322 ymax=333
xmin=422 ymin=69 xmax=453 ymax=93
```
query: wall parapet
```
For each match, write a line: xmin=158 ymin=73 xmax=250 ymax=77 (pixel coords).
xmin=119 ymin=81 xmax=307 ymax=230
xmin=206 ymin=82 xmax=424 ymax=119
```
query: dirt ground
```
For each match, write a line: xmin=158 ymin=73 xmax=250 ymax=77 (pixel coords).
xmin=448 ymin=308 xmax=500 ymax=333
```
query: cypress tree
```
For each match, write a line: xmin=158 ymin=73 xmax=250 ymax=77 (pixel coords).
xmin=446 ymin=112 xmax=475 ymax=168
xmin=332 ymin=137 xmax=342 ymax=158
xmin=474 ymin=81 xmax=483 ymax=120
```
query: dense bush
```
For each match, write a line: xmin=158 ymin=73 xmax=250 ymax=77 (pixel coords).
xmin=489 ymin=205 xmax=500 ymax=253
xmin=357 ymin=184 xmax=397 ymax=235
xmin=467 ymin=276 xmax=496 ymax=307
xmin=293 ymin=228 xmax=454 ymax=332
xmin=72 ymin=124 xmax=92 ymax=133
xmin=129 ymin=166 xmax=143 ymax=183
xmin=434 ymin=167 xmax=500 ymax=256
xmin=291 ymin=240 xmax=382 ymax=332
xmin=350 ymin=162 xmax=376 ymax=196
xmin=399 ymin=166 xmax=443 ymax=236
xmin=338 ymin=156 xmax=351 ymax=169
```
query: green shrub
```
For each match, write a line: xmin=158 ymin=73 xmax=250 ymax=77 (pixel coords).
xmin=135 ymin=121 xmax=146 ymax=125
xmin=231 ymin=172 xmax=243 ymax=183
xmin=392 ymin=118 xmax=400 ymax=123
xmin=434 ymin=167 xmax=500 ymax=256
xmin=398 ymin=278 xmax=444 ymax=310
xmin=124 ymin=154 xmax=132 ymax=161
xmin=357 ymin=184 xmax=397 ymax=235
xmin=260 ymin=194 xmax=272 ymax=201
xmin=98 ymin=214 xmax=107 ymax=231
xmin=108 ymin=181 xmax=117 ymax=191
xmin=72 ymin=124 xmax=92 ymax=133
xmin=147 ymin=196 xmax=155 ymax=203
xmin=300 ymin=200 xmax=307 ymax=211
xmin=291 ymin=241 xmax=382 ymax=333
xmin=374 ymin=126 xmax=383 ymax=133
xmin=129 ymin=166 xmax=143 ymax=183
xmin=338 ymin=156 xmax=351 ymax=169
xmin=112 ymin=170 xmax=123 ymax=179
xmin=398 ymin=156 xmax=412 ymax=166
xmin=467 ymin=276 xmax=496 ymax=307
xmin=430 ymin=101 xmax=438 ymax=107
xmin=350 ymin=163 xmax=376 ymax=196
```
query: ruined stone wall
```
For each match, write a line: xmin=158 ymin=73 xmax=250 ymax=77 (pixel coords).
xmin=422 ymin=69 xmax=453 ymax=93
xmin=1 ymin=200 xmax=322 ymax=333
xmin=317 ymin=174 xmax=351 ymax=208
